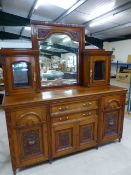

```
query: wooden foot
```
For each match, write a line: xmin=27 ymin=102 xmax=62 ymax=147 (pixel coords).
xmin=49 ymin=160 xmax=53 ymax=164
xmin=12 ymin=168 xmax=16 ymax=175
xmin=96 ymin=145 xmax=99 ymax=150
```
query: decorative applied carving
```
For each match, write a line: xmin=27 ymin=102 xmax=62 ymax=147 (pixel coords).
xmin=37 ymin=28 xmax=80 ymax=41
xmin=16 ymin=112 xmax=41 ymax=128
xmin=22 ymin=129 xmax=41 ymax=158
xmin=104 ymin=111 xmax=118 ymax=136
xmin=37 ymin=29 xmax=53 ymax=39
xmin=69 ymin=31 xmax=80 ymax=41
xmin=104 ymin=100 xmax=120 ymax=111
xmin=80 ymin=124 xmax=92 ymax=144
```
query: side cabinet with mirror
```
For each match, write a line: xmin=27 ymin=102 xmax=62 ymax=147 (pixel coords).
xmin=83 ymin=49 xmax=112 ymax=87
xmin=31 ymin=21 xmax=85 ymax=88
xmin=1 ymin=49 xmax=40 ymax=95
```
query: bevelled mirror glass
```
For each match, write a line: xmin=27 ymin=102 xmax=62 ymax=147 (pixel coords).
xmin=94 ymin=61 xmax=105 ymax=80
xmin=12 ymin=62 xmax=31 ymax=87
xmin=39 ymin=33 xmax=79 ymax=87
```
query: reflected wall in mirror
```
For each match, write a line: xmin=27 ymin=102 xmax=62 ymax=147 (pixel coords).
xmin=94 ymin=61 xmax=105 ymax=80
xmin=39 ymin=33 xmax=79 ymax=87
xmin=12 ymin=62 xmax=31 ymax=88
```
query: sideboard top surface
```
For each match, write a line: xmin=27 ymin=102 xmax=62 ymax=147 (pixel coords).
xmin=2 ymin=85 xmax=127 ymax=108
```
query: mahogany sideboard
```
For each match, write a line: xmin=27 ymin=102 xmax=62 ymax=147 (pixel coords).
xmin=2 ymin=85 xmax=127 ymax=174
xmin=1 ymin=21 xmax=127 ymax=174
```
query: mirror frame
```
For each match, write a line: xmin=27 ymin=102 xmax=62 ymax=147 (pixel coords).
xmin=31 ymin=21 xmax=85 ymax=89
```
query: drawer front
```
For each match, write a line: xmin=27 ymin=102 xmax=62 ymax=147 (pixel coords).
xmin=102 ymin=95 xmax=122 ymax=111
xmin=52 ymin=110 xmax=97 ymax=123
xmin=51 ymin=100 xmax=98 ymax=114
xmin=11 ymin=107 xmax=47 ymax=126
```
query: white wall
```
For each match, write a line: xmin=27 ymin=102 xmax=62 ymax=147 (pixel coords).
xmin=103 ymin=39 xmax=131 ymax=62
xmin=0 ymin=39 xmax=32 ymax=49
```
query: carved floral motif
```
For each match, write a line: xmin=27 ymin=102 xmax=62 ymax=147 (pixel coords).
xmin=22 ymin=129 xmax=41 ymax=158
xmin=104 ymin=111 xmax=118 ymax=136
xmin=38 ymin=29 xmax=53 ymax=39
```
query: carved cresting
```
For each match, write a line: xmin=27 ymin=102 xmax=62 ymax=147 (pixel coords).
xmin=37 ymin=28 xmax=80 ymax=41
xmin=16 ymin=112 xmax=43 ymax=159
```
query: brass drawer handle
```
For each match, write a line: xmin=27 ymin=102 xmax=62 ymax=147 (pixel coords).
xmin=58 ymin=107 xmax=62 ymax=111
xmin=58 ymin=106 xmax=69 ymax=111
xmin=87 ymin=112 xmax=91 ymax=116
xmin=59 ymin=117 xmax=62 ymax=121
xmin=66 ymin=116 xmax=69 ymax=120
xmin=82 ymin=112 xmax=92 ymax=117
xmin=88 ymin=102 xmax=92 ymax=105
xmin=83 ymin=104 xmax=87 ymax=107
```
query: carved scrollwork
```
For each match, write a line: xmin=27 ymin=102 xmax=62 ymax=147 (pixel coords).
xmin=16 ymin=112 xmax=42 ymax=128
xmin=104 ymin=99 xmax=120 ymax=111
xmin=69 ymin=31 xmax=80 ymax=41
xmin=37 ymin=28 xmax=80 ymax=41
xmin=37 ymin=29 xmax=53 ymax=39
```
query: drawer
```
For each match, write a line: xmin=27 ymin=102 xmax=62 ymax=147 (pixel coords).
xmin=11 ymin=107 xmax=47 ymax=127
xmin=102 ymin=95 xmax=122 ymax=111
xmin=51 ymin=100 xmax=98 ymax=114
xmin=52 ymin=110 xmax=97 ymax=123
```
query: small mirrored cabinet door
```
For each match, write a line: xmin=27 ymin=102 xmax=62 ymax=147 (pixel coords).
xmin=83 ymin=50 xmax=112 ymax=87
xmin=90 ymin=56 xmax=110 ymax=86
xmin=12 ymin=62 xmax=31 ymax=88
xmin=93 ymin=61 xmax=105 ymax=81
xmin=3 ymin=50 xmax=39 ymax=95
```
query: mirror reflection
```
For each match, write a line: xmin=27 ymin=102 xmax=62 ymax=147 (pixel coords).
xmin=39 ymin=33 xmax=79 ymax=87
xmin=12 ymin=62 xmax=30 ymax=87
xmin=94 ymin=61 xmax=105 ymax=80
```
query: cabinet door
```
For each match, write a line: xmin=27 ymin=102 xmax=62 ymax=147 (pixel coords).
xmin=4 ymin=54 xmax=38 ymax=95
xmin=102 ymin=110 xmax=121 ymax=143
xmin=12 ymin=108 xmax=48 ymax=167
xmin=52 ymin=121 xmax=77 ymax=158
xmin=90 ymin=56 xmax=110 ymax=87
xmin=78 ymin=117 xmax=97 ymax=150
xmin=100 ymin=94 xmax=123 ymax=144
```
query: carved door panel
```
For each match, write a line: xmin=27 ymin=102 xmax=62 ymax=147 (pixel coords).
xmin=52 ymin=122 xmax=77 ymax=158
xmin=102 ymin=110 xmax=121 ymax=142
xmin=13 ymin=112 xmax=48 ymax=167
xmin=78 ymin=118 xmax=97 ymax=150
